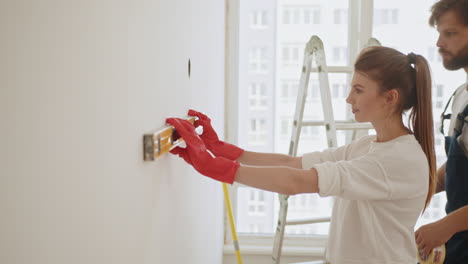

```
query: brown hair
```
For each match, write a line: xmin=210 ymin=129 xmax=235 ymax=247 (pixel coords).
xmin=429 ymin=0 xmax=468 ymax=27
xmin=354 ymin=46 xmax=436 ymax=210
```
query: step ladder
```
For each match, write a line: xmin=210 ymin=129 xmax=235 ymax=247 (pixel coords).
xmin=271 ymin=35 xmax=381 ymax=264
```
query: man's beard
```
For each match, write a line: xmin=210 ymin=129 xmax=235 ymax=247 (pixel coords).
xmin=440 ymin=42 xmax=468 ymax=70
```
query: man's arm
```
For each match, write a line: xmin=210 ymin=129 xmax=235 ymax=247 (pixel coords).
xmin=445 ymin=205 xmax=468 ymax=236
xmin=435 ymin=162 xmax=446 ymax=193
xmin=416 ymin=204 xmax=468 ymax=255
xmin=236 ymin=151 xmax=303 ymax=169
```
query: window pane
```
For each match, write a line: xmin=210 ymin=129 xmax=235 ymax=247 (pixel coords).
xmin=283 ymin=9 xmax=290 ymax=24
xmin=293 ymin=9 xmax=300 ymax=24
xmin=303 ymin=9 xmax=311 ymax=24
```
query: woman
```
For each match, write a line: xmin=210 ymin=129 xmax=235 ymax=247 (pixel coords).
xmin=167 ymin=46 xmax=437 ymax=263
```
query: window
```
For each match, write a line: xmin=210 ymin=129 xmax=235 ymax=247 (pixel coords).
xmin=280 ymin=80 xmax=299 ymax=100
xmin=293 ymin=9 xmax=300 ymax=24
xmin=282 ymin=9 xmax=290 ymax=24
xmin=248 ymin=82 xmax=268 ymax=110
xmin=282 ymin=6 xmax=320 ymax=25
xmin=334 ymin=8 xmax=347 ymax=24
xmin=248 ymin=47 xmax=268 ymax=74
xmin=428 ymin=47 xmax=435 ymax=61
xmin=332 ymin=46 xmax=347 ymax=63
xmin=282 ymin=44 xmax=301 ymax=66
xmin=330 ymin=83 xmax=347 ymax=98
xmin=247 ymin=189 xmax=266 ymax=216
xmin=342 ymin=85 xmax=348 ymax=98
xmin=300 ymin=126 xmax=320 ymax=139
xmin=436 ymin=84 xmax=444 ymax=98
xmin=308 ymin=7 xmax=321 ymax=24
xmin=311 ymin=81 xmax=320 ymax=98
xmin=282 ymin=47 xmax=289 ymax=61
xmin=374 ymin=9 xmax=399 ymax=25
xmin=332 ymin=84 xmax=340 ymax=98
xmin=427 ymin=47 xmax=442 ymax=62
xmin=250 ymin=10 xmax=268 ymax=29
xmin=248 ymin=119 xmax=267 ymax=145
xmin=281 ymin=119 xmax=289 ymax=136
xmin=303 ymin=9 xmax=311 ymax=24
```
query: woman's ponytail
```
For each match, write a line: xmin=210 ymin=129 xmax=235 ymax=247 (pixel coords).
xmin=408 ymin=54 xmax=437 ymax=210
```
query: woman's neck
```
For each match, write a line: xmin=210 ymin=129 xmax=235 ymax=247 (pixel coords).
xmin=372 ymin=116 xmax=410 ymax=143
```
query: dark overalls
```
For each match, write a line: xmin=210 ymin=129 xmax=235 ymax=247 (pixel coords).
xmin=440 ymin=91 xmax=468 ymax=264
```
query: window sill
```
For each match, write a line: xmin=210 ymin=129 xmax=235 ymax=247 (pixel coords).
xmin=223 ymin=244 xmax=325 ymax=257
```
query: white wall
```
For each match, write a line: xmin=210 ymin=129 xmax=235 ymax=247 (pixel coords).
xmin=0 ymin=0 xmax=226 ymax=263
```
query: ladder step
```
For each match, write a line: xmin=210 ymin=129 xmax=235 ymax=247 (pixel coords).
xmin=301 ymin=121 xmax=373 ymax=130
xmin=335 ymin=122 xmax=373 ymax=130
xmin=286 ymin=217 xmax=331 ymax=226
xmin=310 ymin=65 xmax=353 ymax=73
xmin=289 ymin=261 xmax=328 ymax=264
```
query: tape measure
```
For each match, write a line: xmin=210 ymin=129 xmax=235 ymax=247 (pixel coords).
xmin=417 ymin=245 xmax=446 ymax=264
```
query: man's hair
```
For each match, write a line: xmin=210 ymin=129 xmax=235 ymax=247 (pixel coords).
xmin=429 ymin=0 xmax=468 ymax=26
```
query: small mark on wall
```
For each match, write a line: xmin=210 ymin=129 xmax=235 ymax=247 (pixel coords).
xmin=188 ymin=59 xmax=191 ymax=78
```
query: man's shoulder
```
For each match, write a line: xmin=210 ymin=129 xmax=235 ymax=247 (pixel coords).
xmin=453 ymin=82 xmax=468 ymax=157
xmin=454 ymin=82 xmax=468 ymax=97
xmin=452 ymin=82 xmax=468 ymax=112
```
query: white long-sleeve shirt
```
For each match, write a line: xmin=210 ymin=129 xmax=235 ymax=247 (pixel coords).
xmin=302 ymin=134 xmax=429 ymax=264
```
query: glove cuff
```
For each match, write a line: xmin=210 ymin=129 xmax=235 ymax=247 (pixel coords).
xmin=221 ymin=160 xmax=240 ymax=184
xmin=209 ymin=141 xmax=244 ymax=160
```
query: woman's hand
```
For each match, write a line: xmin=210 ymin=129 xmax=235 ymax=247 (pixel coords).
xmin=166 ymin=117 xmax=240 ymax=184
xmin=188 ymin=109 xmax=244 ymax=160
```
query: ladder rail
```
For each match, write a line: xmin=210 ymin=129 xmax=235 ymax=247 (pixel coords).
xmin=272 ymin=37 xmax=316 ymax=264
xmin=301 ymin=121 xmax=372 ymax=130
xmin=286 ymin=216 xmax=331 ymax=226
xmin=314 ymin=37 xmax=338 ymax=149
xmin=272 ymin=35 xmax=336 ymax=264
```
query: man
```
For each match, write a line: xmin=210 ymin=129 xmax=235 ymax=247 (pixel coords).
xmin=415 ymin=0 xmax=468 ymax=263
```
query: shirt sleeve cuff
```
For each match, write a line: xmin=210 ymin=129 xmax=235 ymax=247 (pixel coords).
xmin=302 ymin=151 xmax=323 ymax=169
xmin=313 ymin=162 xmax=340 ymax=197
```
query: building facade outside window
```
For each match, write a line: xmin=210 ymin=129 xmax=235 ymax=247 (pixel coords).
xmin=283 ymin=6 xmax=321 ymax=25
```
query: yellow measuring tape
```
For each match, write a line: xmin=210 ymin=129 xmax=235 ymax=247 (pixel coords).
xmin=223 ymin=183 xmax=243 ymax=264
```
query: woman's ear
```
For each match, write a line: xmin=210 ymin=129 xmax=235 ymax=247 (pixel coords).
xmin=385 ymin=89 xmax=400 ymax=105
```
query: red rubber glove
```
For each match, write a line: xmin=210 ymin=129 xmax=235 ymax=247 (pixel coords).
xmin=188 ymin=109 xmax=244 ymax=160
xmin=166 ymin=117 xmax=240 ymax=184
xmin=170 ymin=145 xmax=192 ymax=165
